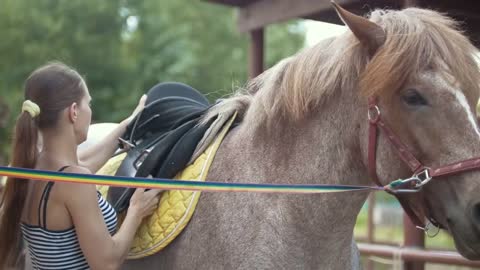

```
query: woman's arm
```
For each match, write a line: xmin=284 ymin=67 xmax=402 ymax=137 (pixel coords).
xmin=78 ymin=95 xmax=146 ymax=173
xmin=62 ymin=166 xmax=161 ymax=270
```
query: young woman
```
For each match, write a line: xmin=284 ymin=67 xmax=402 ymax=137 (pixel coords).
xmin=0 ymin=62 xmax=162 ymax=270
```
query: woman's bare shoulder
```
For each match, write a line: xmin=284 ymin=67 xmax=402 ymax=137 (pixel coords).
xmin=55 ymin=165 xmax=97 ymax=197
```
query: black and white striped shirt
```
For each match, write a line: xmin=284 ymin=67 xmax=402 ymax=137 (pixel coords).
xmin=21 ymin=191 xmax=117 ymax=270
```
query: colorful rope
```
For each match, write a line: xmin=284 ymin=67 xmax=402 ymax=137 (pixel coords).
xmin=0 ymin=166 xmax=384 ymax=194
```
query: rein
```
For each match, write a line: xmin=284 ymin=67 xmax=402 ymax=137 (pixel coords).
xmin=0 ymin=166 xmax=383 ymax=194
xmin=367 ymin=96 xmax=480 ymax=233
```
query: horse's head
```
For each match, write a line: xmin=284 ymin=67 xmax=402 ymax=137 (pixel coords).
xmin=333 ymin=3 xmax=480 ymax=259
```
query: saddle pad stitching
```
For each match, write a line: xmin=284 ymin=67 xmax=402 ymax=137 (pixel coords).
xmin=138 ymin=192 xmax=199 ymax=255
xmin=132 ymin=150 xmax=212 ymax=256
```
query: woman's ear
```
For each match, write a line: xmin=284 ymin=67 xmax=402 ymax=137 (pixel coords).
xmin=68 ymin=102 xmax=78 ymax=123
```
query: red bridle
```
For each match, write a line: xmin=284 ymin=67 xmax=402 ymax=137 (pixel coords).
xmin=367 ymin=96 xmax=480 ymax=228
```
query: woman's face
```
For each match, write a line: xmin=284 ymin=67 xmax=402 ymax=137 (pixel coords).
xmin=74 ymin=81 xmax=92 ymax=144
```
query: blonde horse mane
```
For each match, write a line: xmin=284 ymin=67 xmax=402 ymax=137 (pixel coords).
xmin=205 ymin=7 xmax=480 ymax=128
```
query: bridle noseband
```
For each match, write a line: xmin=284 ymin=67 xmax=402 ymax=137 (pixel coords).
xmin=367 ymin=96 xmax=480 ymax=232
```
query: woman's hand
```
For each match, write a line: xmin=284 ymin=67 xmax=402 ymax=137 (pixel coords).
xmin=124 ymin=94 xmax=147 ymax=126
xmin=128 ymin=188 xmax=163 ymax=219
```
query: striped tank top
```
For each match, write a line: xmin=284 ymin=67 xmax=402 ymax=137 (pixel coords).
xmin=20 ymin=167 xmax=117 ymax=270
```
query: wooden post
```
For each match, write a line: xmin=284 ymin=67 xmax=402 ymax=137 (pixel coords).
xmin=248 ymin=28 xmax=264 ymax=79
xmin=403 ymin=213 xmax=425 ymax=270
xmin=366 ymin=194 xmax=376 ymax=270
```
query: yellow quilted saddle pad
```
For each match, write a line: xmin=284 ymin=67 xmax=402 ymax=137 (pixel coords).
xmin=96 ymin=114 xmax=235 ymax=259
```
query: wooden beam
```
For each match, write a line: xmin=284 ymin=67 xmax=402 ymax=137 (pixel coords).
xmin=403 ymin=213 xmax=425 ymax=270
xmin=238 ymin=0 xmax=358 ymax=32
xmin=203 ymin=0 xmax=256 ymax=7
xmin=249 ymin=28 xmax=264 ymax=79
xmin=302 ymin=2 xmax=377 ymax=25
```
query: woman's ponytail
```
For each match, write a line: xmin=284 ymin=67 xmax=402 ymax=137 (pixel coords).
xmin=0 ymin=111 xmax=39 ymax=268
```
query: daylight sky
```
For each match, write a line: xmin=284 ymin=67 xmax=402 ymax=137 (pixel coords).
xmin=304 ymin=20 xmax=347 ymax=47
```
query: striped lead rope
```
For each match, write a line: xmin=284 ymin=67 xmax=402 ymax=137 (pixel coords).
xmin=0 ymin=166 xmax=384 ymax=194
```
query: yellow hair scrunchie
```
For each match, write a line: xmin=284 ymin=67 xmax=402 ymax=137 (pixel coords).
xmin=22 ymin=100 xmax=41 ymax=118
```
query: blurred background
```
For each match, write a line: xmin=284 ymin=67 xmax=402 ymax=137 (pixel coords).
xmin=1 ymin=1 xmax=479 ymax=269
xmin=0 ymin=0 xmax=305 ymax=165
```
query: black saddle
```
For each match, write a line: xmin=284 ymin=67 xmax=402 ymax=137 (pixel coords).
xmin=108 ymin=82 xmax=214 ymax=213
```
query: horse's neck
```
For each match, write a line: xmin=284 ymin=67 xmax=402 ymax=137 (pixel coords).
xmin=208 ymin=88 xmax=370 ymax=258
xmin=214 ymin=86 xmax=369 ymax=185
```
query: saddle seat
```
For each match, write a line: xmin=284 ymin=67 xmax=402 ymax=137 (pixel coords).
xmin=108 ymin=82 xmax=212 ymax=212
xmin=96 ymin=82 xmax=237 ymax=258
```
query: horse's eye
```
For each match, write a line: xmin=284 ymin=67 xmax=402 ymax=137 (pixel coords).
xmin=402 ymin=89 xmax=428 ymax=106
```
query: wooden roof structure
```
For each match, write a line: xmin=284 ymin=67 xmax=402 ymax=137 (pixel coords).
xmin=205 ymin=0 xmax=480 ymax=78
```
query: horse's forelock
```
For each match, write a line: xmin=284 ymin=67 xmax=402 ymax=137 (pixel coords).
xmin=361 ymin=8 xmax=480 ymax=99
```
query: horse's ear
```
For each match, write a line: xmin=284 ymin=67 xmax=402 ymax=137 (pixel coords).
xmin=331 ymin=1 xmax=385 ymax=56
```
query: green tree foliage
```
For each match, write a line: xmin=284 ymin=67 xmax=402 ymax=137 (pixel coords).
xmin=0 ymin=0 xmax=305 ymax=164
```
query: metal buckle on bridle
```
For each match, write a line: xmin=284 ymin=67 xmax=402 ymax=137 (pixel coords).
xmin=416 ymin=220 xmax=441 ymax=238
xmin=387 ymin=169 xmax=432 ymax=193
xmin=413 ymin=169 xmax=432 ymax=188
xmin=368 ymin=105 xmax=381 ymax=123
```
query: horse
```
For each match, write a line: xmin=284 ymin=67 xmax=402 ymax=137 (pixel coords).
xmin=85 ymin=4 xmax=480 ymax=269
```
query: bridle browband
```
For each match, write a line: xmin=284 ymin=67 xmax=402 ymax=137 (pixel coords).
xmin=367 ymin=96 xmax=480 ymax=231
